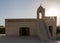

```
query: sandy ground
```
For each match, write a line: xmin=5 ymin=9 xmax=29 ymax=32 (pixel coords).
xmin=0 ymin=36 xmax=59 ymax=43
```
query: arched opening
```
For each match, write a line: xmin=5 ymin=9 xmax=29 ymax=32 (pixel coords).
xmin=49 ymin=26 xmax=53 ymax=36
xmin=39 ymin=13 xmax=42 ymax=19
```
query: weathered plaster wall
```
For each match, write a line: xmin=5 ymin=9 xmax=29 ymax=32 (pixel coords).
xmin=5 ymin=20 xmax=37 ymax=36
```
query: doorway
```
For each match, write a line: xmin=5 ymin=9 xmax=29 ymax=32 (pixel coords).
xmin=49 ymin=26 xmax=53 ymax=36
xmin=19 ymin=27 xmax=30 ymax=36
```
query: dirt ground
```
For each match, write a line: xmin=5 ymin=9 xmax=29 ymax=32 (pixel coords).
xmin=0 ymin=36 xmax=59 ymax=43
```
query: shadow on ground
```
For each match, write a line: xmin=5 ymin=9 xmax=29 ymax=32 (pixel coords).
xmin=0 ymin=36 xmax=59 ymax=43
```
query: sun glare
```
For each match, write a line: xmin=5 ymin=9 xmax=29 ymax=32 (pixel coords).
xmin=46 ymin=7 xmax=59 ymax=16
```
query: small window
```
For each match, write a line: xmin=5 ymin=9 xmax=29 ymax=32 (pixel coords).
xmin=39 ymin=13 xmax=42 ymax=19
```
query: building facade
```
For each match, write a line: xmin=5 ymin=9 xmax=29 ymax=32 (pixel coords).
xmin=5 ymin=6 xmax=57 ymax=40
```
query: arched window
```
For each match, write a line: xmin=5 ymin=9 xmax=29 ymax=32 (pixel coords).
xmin=39 ymin=13 xmax=42 ymax=19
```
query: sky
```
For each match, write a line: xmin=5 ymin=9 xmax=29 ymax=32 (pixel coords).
xmin=0 ymin=0 xmax=60 ymax=26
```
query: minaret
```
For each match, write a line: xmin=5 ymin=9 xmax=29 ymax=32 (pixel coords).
xmin=37 ymin=5 xmax=45 ymax=19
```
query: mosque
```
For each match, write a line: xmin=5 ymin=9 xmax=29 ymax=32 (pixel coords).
xmin=5 ymin=6 xmax=57 ymax=40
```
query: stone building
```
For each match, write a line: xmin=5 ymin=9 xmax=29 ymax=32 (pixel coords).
xmin=5 ymin=6 xmax=57 ymax=40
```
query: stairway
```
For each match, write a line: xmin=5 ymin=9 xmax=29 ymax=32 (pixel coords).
xmin=37 ymin=19 xmax=49 ymax=40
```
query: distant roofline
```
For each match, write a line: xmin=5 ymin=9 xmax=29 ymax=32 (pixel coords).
xmin=0 ymin=26 xmax=5 ymax=28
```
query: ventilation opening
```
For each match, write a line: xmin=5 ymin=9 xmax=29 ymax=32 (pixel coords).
xmin=39 ymin=13 xmax=42 ymax=19
xmin=49 ymin=26 xmax=53 ymax=36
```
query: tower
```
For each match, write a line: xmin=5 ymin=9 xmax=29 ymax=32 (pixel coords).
xmin=37 ymin=6 xmax=45 ymax=19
